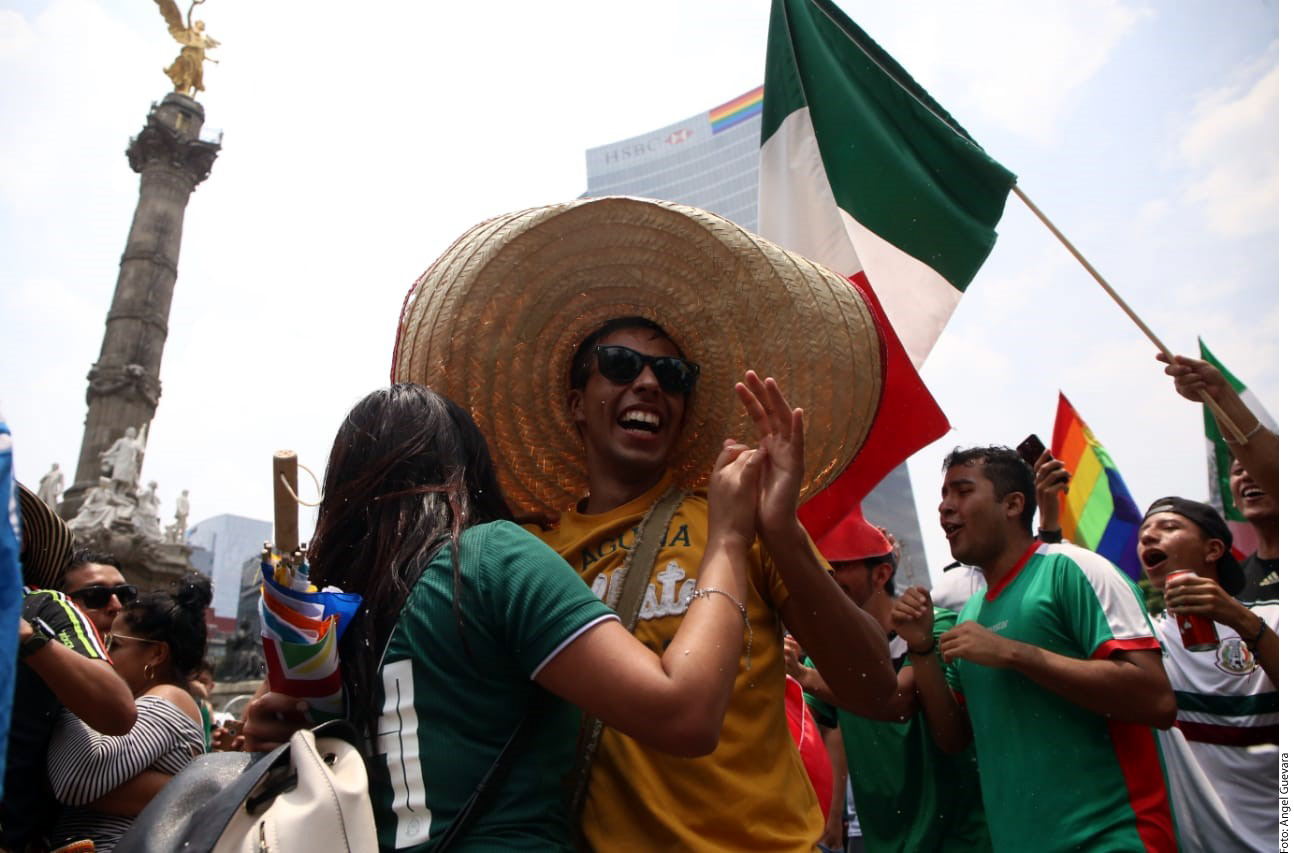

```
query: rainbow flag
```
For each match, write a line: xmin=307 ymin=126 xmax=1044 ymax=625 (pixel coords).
xmin=710 ymin=86 xmax=763 ymax=133
xmin=1051 ymin=392 xmax=1143 ymax=580
xmin=259 ymin=558 xmax=362 ymax=718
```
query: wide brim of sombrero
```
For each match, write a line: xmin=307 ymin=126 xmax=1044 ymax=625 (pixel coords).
xmin=17 ymin=482 xmax=73 ymax=588
xmin=393 ymin=196 xmax=883 ymax=517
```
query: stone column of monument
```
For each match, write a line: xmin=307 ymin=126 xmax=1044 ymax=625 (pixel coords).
xmin=62 ymin=94 xmax=220 ymax=518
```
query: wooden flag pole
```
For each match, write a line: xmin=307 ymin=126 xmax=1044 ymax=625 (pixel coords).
xmin=1010 ymin=185 xmax=1250 ymax=444
xmin=273 ymin=450 xmax=300 ymax=555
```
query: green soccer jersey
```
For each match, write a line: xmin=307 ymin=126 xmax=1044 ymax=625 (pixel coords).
xmin=806 ymin=609 xmax=992 ymax=853
xmin=368 ymin=520 xmax=615 ymax=851
xmin=948 ymin=542 xmax=1176 ymax=853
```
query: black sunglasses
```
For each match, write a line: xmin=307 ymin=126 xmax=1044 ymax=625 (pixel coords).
xmin=593 ymin=345 xmax=700 ymax=395
xmin=69 ymin=583 xmax=138 ymax=609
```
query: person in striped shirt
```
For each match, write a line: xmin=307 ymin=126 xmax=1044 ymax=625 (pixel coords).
xmin=1138 ymin=496 xmax=1278 ymax=852
xmin=45 ymin=574 xmax=210 ymax=852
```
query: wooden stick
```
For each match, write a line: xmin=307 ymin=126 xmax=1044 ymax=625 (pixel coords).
xmin=1010 ymin=185 xmax=1250 ymax=444
xmin=272 ymin=450 xmax=299 ymax=554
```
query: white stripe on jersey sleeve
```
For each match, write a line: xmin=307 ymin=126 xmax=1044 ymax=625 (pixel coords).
xmin=1040 ymin=543 xmax=1156 ymax=641
xmin=530 ymin=613 xmax=619 ymax=679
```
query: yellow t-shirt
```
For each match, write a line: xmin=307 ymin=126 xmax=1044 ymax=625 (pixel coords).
xmin=532 ymin=474 xmax=823 ymax=851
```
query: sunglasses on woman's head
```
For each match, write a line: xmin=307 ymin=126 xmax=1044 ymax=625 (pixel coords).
xmin=593 ymin=345 xmax=700 ymax=395
xmin=69 ymin=583 xmax=138 ymax=609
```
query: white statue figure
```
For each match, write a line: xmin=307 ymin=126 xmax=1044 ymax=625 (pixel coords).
xmin=69 ymin=476 xmax=119 ymax=534
xmin=37 ymin=463 xmax=64 ymax=509
xmin=134 ymin=480 xmax=163 ymax=541
xmin=100 ymin=424 xmax=148 ymax=496
xmin=174 ymin=488 xmax=190 ymax=532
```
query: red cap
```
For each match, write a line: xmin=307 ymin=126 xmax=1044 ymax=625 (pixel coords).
xmin=813 ymin=502 xmax=893 ymax=563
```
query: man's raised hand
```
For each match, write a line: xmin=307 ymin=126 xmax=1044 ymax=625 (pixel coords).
xmin=734 ymin=371 xmax=805 ymax=539
xmin=707 ymin=439 xmax=765 ymax=547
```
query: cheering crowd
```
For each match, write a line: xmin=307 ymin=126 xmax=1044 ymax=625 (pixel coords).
xmin=4 ymin=197 xmax=1279 ymax=851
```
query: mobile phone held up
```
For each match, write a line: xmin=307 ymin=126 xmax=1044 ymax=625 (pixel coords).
xmin=1016 ymin=434 xmax=1046 ymax=467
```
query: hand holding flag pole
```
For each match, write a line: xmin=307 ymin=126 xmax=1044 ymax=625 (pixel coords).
xmin=1009 ymin=185 xmax=1252 ymax=446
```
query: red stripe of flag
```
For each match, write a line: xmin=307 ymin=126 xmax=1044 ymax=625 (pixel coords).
xmin=798 ymin=271 xmax=949 ymax=539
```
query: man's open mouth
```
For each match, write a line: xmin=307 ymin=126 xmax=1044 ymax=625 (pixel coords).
xmin=618 ymin=409 xmax=661 ymax=434
xmin=1141 ymin=548 xmax=1167 ymax=569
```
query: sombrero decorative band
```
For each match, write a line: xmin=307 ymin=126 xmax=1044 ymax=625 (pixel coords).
xmin=393 ymin=196 xmax=884 ymax=517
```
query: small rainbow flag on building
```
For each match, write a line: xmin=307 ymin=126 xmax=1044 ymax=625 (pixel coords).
xmin=1051 ymin=392 xmax=1143 ymax=580
xmin=710 ymin=86 xmax=764 ymax=133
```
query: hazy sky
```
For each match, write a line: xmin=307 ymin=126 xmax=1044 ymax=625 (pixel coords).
xmin=0 ymin=0 xmax=1280 ymax=576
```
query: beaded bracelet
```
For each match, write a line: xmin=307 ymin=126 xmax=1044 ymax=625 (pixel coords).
xmin=688 ymin=587 xmax=753 ymax=671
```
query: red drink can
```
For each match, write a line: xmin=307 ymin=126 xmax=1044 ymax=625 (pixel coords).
xmin=1167 ymin=570 xmax=1219 ymax=652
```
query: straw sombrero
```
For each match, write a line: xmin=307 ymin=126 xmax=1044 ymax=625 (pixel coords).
xmin=17 ymin=482 xmax=73 ymax=588
xmin=393 ymin=196 xmax=884 ymax=517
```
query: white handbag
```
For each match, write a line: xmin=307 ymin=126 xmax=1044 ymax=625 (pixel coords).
xmin=117 ymin=720 xmax=378 ymax=853
xmin=214 ymin=723 xmax=377 ymax=852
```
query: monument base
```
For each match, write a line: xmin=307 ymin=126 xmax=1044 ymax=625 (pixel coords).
xmin=71 ymin=525 xmax=195 ymax=590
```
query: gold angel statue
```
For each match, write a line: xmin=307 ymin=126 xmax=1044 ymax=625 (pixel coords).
xmin=154 ymin=0 xmax=220 ymax=96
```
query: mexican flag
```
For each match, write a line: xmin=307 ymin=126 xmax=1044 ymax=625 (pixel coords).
xmin=759 ymin=0 xmax=1016 ymax=369
xmin=1199 ymin=338 xmax=1277 ymax=555
xmin=761 ymin=0 xmax=1014 ymax=536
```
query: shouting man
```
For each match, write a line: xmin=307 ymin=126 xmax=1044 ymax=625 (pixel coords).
xmin=894 ymin=446 xmax=1178 ymax=852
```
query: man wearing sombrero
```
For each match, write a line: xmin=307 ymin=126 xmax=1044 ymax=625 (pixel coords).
xmin=394 ymin=197 xmax=898 ymax=849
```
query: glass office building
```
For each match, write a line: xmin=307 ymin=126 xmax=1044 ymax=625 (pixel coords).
xmin=583 ymin=87 xmax=933 ymax=587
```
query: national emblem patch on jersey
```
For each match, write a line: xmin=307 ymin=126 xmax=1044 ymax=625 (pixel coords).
xmin=1214 ymin=637 xmax=1256 ymax=675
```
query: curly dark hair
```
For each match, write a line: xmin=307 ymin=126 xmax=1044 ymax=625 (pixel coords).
xmin=120 ymin=572 xmax=212 ymax=683
xmin=307 ymin=384 xmax=514 ymax=745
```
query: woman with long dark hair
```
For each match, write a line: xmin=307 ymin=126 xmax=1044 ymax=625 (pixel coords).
xmin=302 ymin=384 xmax=761 ymax=849
xmin=46 ymin=574 xmax=211 ymax=851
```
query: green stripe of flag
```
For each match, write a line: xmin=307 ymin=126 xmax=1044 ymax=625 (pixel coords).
xmin=761 ymin=0 xmax=1016 ymax=292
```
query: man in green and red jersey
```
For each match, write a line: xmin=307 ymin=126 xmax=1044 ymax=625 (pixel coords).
xmin=893 ymin=446 xmax=1179 ymax=852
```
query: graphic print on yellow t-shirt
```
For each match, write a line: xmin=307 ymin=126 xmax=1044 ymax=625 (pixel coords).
xmin=534 ymin=474 xmax=825 ymax=851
